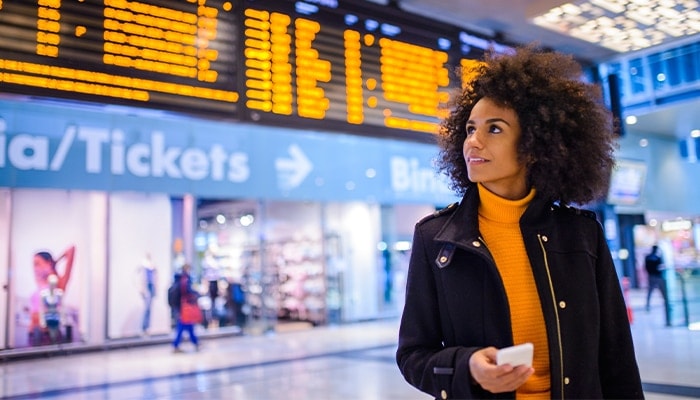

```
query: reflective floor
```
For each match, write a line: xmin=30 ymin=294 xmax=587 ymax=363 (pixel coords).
xmin=1 ymin=289 xmax=698 ymax=400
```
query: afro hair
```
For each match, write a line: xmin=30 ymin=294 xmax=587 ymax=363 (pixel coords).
xmin=436 ymin=45 xmax=617 ymax=205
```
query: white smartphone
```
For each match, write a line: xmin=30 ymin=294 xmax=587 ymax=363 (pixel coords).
xmin=496 ymin=342 xmax=534 ymax=367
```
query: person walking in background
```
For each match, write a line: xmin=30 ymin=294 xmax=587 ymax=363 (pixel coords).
xmin=167 ymin=271 xmax=182 ymax=329
xmin=171 ymin=264 xmax=201 ymax=353
xmin=396 ymin=45 xmax=643 ymax=399
xmin=645 ymin=245 xmax=671 ymax=326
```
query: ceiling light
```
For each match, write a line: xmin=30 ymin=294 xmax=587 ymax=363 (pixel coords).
xmin=618 ymin=248 xmax=629 ymax=260
xmin=531 ymin=0 xmax=700 ymax=52
xmin=239 ymin=213 xmax=255 ymax=227
xmin=216 ymin=214 xmax=226 ymax=224
xmin=691 ymin=129 xmax=700 ymax=138
xmin=661 ymin=219 xmax=692 ymax=232
xmin=561 ymin=4 xmax=582 ymax=15
xmin=394 ymin=241 xmax=411 ymax=251
xmin=625 ymin=115 xmax=638 ymax=124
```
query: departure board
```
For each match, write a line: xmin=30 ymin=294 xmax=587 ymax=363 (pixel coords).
xmin=240 ymin=0 xmax=487 ymax=139
xmin=0 ymin=0 xmax=505 ymax=140
xmin=0 ymin=0 xmax=240 ymax=116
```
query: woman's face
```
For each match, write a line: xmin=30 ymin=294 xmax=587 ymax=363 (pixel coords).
xmin=33 ymin=255 xmax=54 ymax=285
xmin=463 ymin=97 xmax=528 ymax=200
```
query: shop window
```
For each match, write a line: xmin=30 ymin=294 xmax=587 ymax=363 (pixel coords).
xmin=9 ymin=189 xmax=107 ymax=349
xmin=107 ymin=192 xmax=173 ymax=339
xmin=195 ymin=199 xmax=262 ymax=333
xmin=628 ymin=58 xmax=647 ymax=95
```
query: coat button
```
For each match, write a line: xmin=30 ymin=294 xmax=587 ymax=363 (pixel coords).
xmin=541 ymin=235 xmax=549 ymax=242
xmin=564 ymin=377 xmax=570 ymax=385
xmin=439 ymin=256 xmax=448 ymax=263
xmin=441 ymin=389 xmax=448 ymax=399
xmin=472 ymin=240 xmax=481 ymax=247
xmin=559 ymin=301 xmax=567 ymax=309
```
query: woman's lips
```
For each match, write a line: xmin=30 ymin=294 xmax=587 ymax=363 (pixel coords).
xmin=467 ymin=157 xmax=488 ymax=164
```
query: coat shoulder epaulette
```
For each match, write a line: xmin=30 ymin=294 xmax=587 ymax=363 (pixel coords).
xmin=417 ymin=202 xmax=459 ymax=225
xmin=552 ymin=203 xmax=598 ymax=221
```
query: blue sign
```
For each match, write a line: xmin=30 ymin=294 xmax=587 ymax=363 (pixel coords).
xmin=0 ymin=99 xmax=458 ymax=205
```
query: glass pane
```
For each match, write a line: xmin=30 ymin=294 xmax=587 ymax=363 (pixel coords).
xmin=195 ymin=199 xmax=262 ymax=333
xmin=629 ymin=58 xmax=647 ymax=95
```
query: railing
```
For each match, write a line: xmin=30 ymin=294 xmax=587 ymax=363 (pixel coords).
xmin=668 ymin=263 xmax=700 ymax=328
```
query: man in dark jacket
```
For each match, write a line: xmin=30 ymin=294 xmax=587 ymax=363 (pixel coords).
xmin=645 ymin=245 xmax=670 ymax=326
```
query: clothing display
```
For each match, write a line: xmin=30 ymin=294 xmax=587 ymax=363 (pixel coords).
xmin=266 ymin=240 xmax=327 ymax=325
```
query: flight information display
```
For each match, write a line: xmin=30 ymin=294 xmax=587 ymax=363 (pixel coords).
xmin=0 ymin=0 xmax=240 ymax=115
xmin=240 ymin=0 xmax=489 ymax=139
xmin=0 ymin=0 xmax=504 ymax=139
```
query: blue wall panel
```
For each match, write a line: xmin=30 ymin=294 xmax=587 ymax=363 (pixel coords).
xmin=0 ymin=100 xmax=459 ymax=205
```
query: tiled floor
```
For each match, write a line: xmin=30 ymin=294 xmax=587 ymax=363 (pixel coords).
xmin=0 ymin=289 xmax=698 ymax=399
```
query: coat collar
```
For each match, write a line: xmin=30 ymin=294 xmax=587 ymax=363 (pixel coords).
xmin=433 ymin=184 xmax=554 ymax=248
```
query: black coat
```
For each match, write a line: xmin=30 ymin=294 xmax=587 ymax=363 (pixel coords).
xmin=396 ymin=186 xmax=643 ymax=399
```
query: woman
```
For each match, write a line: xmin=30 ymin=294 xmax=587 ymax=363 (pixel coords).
xmin=172 ymin=264 xmax=201 ymax=352
xmin=396 ymin=46 xmax=643 ymax=399
xmin=33 ymin=245 xmax=75 ymax=293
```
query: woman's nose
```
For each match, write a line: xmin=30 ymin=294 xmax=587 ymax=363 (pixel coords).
xmin=465 ymin=130 xmax=483 ymax=148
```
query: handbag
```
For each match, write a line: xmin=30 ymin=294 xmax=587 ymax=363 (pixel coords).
xmin=180 ymin=300 xmax=203 ymax=324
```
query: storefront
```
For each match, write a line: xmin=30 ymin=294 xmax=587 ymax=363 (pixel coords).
xmin=0 ymin=98 xmax=457 ymax=351
xmin=632 ymin=216 xmax=700 ymax=328
xmin=611 ymin=131 xmax=700 ymax=329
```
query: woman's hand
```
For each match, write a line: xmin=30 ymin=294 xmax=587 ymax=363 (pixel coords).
xmin=62 ymin=245 xmax=76 ymax=260
xmin=468 ymin=347 xmax=534 ymax=393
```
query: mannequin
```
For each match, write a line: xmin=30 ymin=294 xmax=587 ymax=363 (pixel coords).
xmin=40 ymin=274 xmax=64 ymax=344
xmin=139 ymin=253 xmax=158 ymax=335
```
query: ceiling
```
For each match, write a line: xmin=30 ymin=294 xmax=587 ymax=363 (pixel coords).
xmin=378 ymin=0 xmax=700 ymax=140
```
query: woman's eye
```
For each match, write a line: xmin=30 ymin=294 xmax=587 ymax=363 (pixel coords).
xmin=466 ymin=124 xmax=503 ymax=135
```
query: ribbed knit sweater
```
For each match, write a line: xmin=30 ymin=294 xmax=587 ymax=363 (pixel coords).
xmin=477 ymin=183 xmax=550 ymax=399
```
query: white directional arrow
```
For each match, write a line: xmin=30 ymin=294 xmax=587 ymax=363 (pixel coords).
xmin=275 ymin=144 xmax=313 ymax=190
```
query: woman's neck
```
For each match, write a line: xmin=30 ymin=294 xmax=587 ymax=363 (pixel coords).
xmin=477 ymin=183 xmax=536 ymax=224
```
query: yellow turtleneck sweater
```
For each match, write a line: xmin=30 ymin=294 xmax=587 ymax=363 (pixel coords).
xmin=477 ymin=183 xmax=550 ymax=399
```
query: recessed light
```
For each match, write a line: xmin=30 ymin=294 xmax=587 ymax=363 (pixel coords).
xmin=691 ymin=129 xmax=700 ymax=138
xmin=531 ymin=0 xmax=700 ymax=52
xmin=625 ymin=115 xmax=638 ymax=125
